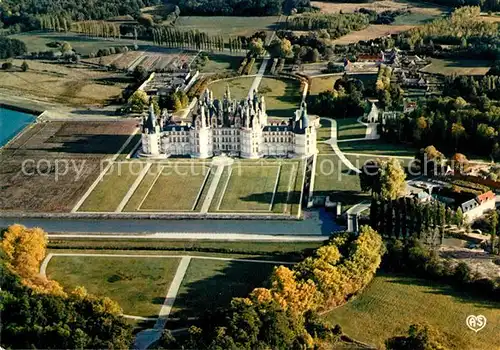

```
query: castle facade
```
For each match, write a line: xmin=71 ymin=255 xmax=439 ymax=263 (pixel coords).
xmin=140 ymin=87 xmax=317 ymax=159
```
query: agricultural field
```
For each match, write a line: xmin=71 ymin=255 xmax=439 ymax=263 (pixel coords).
xmin=258 ymin=77 xmax=302 ymax=117
xmin=0 ymin=59 xmax=129 ymax=106
xmin=332 ymin=24 xmax=416 ymax=45
xmin=171 ymin=258 xmax=278 ymax=318
xmin=208 ymin=77 xmax=255 ymax=100
xmin=83 ymin=48 xmax=197 ymax=72
xmin=323 ymin=273 xmax=500 ymax=350
xmin=420 ymin=58 xmax=493 ymax=76
xmin=9 ymin=31 xmax=146 ymax=56
xmin=170 ymin=16 xmax=281 ymax=39
xmin=47 ymin=255 xmax=181 ymax=318
xmin=0 ymin=120 xmax=137 ymax=213
xmin=312 ymin=0 xmax=447 ymax=17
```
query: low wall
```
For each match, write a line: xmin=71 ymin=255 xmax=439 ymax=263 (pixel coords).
xmin=0 ymin=211 xmax=302 ymax=221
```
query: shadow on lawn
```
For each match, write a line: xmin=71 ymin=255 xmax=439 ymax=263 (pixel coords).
xmin=383 ymin=272 xmax=500 ymax=309
xmin=168 ymin=259 xmax=278 ymax=319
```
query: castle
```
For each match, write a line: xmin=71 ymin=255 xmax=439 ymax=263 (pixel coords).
xmin=140 ymin=87 xmax=317 ymax=159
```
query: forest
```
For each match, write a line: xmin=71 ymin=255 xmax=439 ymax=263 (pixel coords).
xmin=0 ymin=0 xmax=163 ymax=31
xmin=0 ymin=37 xmax=27 ymax=59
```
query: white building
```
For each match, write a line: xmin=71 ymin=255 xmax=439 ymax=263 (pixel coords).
xmin=140 ymin=87 xmax=317 ymax=159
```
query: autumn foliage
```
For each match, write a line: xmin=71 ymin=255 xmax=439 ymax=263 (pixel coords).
xmin=184 ymin=226 xmax=384 ymax=349
xmin=1 ymin=224 xmax=65 ymax=295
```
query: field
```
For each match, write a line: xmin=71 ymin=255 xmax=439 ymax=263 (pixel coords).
xmin=198 ymin=53 xmax=245 ymax=74
xmin=324 ymin=273 xmax=500 ymax=349
xmin=47 ymin=255 xmax=181 ymax=318
xmin=309 ymin=74 xmax=377 ymax=96
xmin=309 ymin=76 xmax=339 ymax=95
xmin=9 ymin=31 xmax=147 ymax=56
xmin=208 ymin=77 xmax=255 ymax=100
xmin=332 ymin=24 xmax=416 ymax=45
xmin=0 ymin=59 xmax=129 ymax=106
xmin=170 ymin=16 xmax=281 ymax=39
xmin=171 ymin=258 xmax=278 ymax=318
xmin=0 ymin=120 xmax=137 ymax=212
xmin=312 ymin=0 xmax=447 ymax=16
xmin=258 ymin=77 xmax=302 ymax=117
xmin=420 ymin=58 xmax=493 ymax=76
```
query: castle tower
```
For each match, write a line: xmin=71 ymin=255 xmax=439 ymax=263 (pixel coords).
xmin=141 ymin=102 xmax=161 ymax=156
xmin=292 ymin=101 xmax=316 ymax=157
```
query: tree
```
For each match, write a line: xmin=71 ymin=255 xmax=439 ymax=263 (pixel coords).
xmin=451 ymin=122 xmax=466 ymax=149
xmin=2 ymin=61 xmax=13 ymax=70
xmin=128 ymin=90 xmax=149 ymax=111
xmin=378 ymin=158 xmax=407 ymax=200
xmin=386 ymin=323 xmax=448 ymax=350
xmin=20 ymin=61 xmax=29 ymax=72
xmin=455 ymin=207 xmax=464 ymax=227
xmin=248 ymin=38 xmax=265 ymax=57
xmin=270 ymin=38 xmax=292 ymax=58
xmin=450 ymin=153 xmax=468 ymax=174
xmin=491 ymin=210 xmax=498 ymax=251
xmin=137 ymin=14 xmax=154 ymax=27
xmin=60 ymin=41 xmax=72 ymax=53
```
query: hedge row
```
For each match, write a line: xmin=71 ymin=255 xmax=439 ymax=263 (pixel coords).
xmin=451 ymin=179 xmax=491 ymax=193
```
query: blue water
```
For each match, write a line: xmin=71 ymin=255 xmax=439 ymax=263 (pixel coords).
xmin=0 ymin=107 xmax=36 ymax=147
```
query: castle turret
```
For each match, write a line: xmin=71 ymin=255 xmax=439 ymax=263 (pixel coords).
xmin=141 ymin=102 xmax=161 ymax=156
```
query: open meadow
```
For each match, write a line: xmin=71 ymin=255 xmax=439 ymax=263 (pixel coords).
xmin=312 ymin=0 xmax=447 ymax=17
xmin=420 ymin=58 xmax=493 ymax=76
xmin=9 ymin=31 xmax=147 ymax=56
xmin=47 ymin=255 xmax=181 ymax=318
xmin=170 ymin=16 xmax=282 ymax=39
xmin=324 ymin=273 xmax=500 ymax=349
xmin=0 ymin=59 xmax=130 ymax=106
xmin=332 ymin=24 xmax=416 ymax=45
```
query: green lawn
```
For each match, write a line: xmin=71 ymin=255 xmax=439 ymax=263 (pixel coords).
xmin=323 ymin=273 xmax=500 ymax=350
xmin=337 ymin=118 xmax=367 ymax=140
xmin=171 ymin=258 xmax=278 ymax=318
xmin=314 ymin=154 xmax=368 ymax=206
xmin=79 ymin=164 xmax=140 ymax=212
xmin=171 ymin=16 xmax=281 ymax=38
xmin=139 ymin=165 xmax=210 ymax=211
xmin=199 ymin=53 xmax=244 ymax=74
xmin=47 ymin=256 xmax=181 ymax=318
xmin=258 ymin=77 xmax=302 ymax=117
xmin=339 ymin=140 xmax=417 ymax=157
xmin=318 ymin=118 xmax=333 ymax=141
xmin=309 ymin=76 xmax=340 ymax=96
xmin=392 ymin=12 xmax=443 ymax=25
xmin=420 ymin=58 xmax=493 ymax=76
xmin=219 ymin=165 xmax=280 ymax=212
xmin=208 ymin=77 xmax=254 ymax=100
